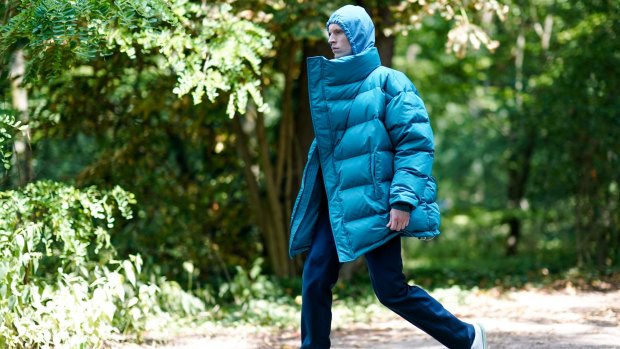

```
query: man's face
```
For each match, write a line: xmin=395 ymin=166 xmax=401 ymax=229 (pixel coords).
xmin=328 ymin=24 xmax=352 ymax=58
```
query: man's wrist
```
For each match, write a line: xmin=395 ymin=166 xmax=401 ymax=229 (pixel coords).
xmin=391 ymin=202 xmax=412 ymax=212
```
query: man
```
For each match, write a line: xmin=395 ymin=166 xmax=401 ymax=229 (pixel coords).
xmin=288 ymin=5 xmax=487 ymax=349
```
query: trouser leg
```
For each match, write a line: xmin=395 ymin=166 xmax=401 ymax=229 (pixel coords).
xmin=300 ymin=208 xmax=341 ymax=349
xmin=365 ymin=236 xmax=475 ymax=349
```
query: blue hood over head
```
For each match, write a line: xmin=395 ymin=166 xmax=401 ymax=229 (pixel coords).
xmin=326 ymin=5 xmax=375 ymax=55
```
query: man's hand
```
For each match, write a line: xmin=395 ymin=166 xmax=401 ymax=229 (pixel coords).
xmin=386 ymin=208 xmax=410 ymax=232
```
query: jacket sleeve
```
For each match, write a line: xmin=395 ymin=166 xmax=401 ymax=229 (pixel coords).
xmin=383 ymin=72 xmax=434 ymax=210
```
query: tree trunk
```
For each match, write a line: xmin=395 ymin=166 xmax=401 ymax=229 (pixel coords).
xmin=9 ymin=49 xmax=33 ymax=185
xmin=374 ymin=3 xmax=395 ymax=67
xmin=296 ymin=39 xmax=332 ymax=156
xmin=232 ymin=39 xmax=301 ymax=278
xmin=276 ymin=40 xmax=301 ymax=228
xmin=255 ymin=109 xmax=293 ymax=277
xmin=232 ymin=113 xmax=285 ymax=275
xmin=505 ymin=30 xmax=528 ymax=256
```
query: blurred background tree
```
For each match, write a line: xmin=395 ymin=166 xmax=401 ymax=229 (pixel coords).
xmin=398 ymin=0 xmax=619 ymax=284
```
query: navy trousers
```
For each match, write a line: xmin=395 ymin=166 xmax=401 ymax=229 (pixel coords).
xmin=301 ymin=206 xmax=475 ymax=349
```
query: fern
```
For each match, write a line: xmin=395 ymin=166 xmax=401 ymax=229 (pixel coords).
xmin=1 ymin=0 xmax=175 ymax=78
xmin=1 ymin=0 xmax=273 ymax=117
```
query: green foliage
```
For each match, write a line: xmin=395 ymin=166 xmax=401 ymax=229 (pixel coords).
xmin=1 ymin=0 xmax=175 ymax=79
xmin=210 ymin=258 xmax=298 ymax=327
xmin=217 ymin=258 xmax=277 ymax=306
xmin=0 ymin=181 xmax=205 ymax=348
xmin=1 ymin=0 xmax=272 ymax=117
xmin=157 ymin=277 xmax=207 ymax=318
xmin=23 ymin=52 xmax=263 ymax=288
xmin=0 ymin=114 xmax=27 ymax=171
xmin=0 ymin=0 xmax=273 ymax=285
xmin=0 ymin=181 xmax=128 ymax=347
xmin=0 ymin=0 xmax=521 ymax=289
xmin=385 ymin=0 xmax=509 ymax=56
xmin=395 ymin=0 xmax=620 ymax=270
xmin=160 ymin=3 xmax=273 ymax=116
xmin=1 ymin=3 xmax=618 ymax=346
xmin=403 ymin=210 xmax=579 ymax=289
xmin=532 ymin=0 xmax=620 ymax=267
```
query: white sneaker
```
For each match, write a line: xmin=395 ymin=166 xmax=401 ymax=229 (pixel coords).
xmin=470 ymin=323 xmax=487 ymax=349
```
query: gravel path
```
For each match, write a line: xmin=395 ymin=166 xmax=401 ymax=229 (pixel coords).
xmin=112 ymin=287 xmax=620 ymax=348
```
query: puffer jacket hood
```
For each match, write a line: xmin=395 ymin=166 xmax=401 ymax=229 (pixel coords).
xmin=326 ymin=5 xmax=375 ymax=55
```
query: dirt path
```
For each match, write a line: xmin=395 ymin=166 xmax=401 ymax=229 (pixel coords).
xmin=113 ymin=287 xmax=620 ymax=348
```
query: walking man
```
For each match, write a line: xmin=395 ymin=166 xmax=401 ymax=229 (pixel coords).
xmin=288 ymin=5 xmax=487 ymax=349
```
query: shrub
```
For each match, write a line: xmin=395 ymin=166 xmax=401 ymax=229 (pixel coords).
xmin=0 ymin=181 xmax=204 ymax=348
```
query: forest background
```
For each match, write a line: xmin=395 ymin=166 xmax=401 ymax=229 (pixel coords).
xmin=1 ymin=0 xmax=618 ymax=347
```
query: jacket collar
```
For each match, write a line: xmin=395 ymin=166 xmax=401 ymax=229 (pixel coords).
xmin=308 ymin=47 xmax=381 ymax=86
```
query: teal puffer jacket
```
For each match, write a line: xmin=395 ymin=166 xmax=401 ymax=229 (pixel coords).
xmin=288 ymin=47 xmax=441 ymax=263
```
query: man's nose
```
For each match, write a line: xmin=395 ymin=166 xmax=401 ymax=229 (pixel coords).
xmin=328 ymin=34 xmax=335 ymax=44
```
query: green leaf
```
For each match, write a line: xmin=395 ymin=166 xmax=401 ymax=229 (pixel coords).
xmin=123 ymin=259 xmax=136 ymax=287
xmin=15 ymin=234 xmax=25 ymax=252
